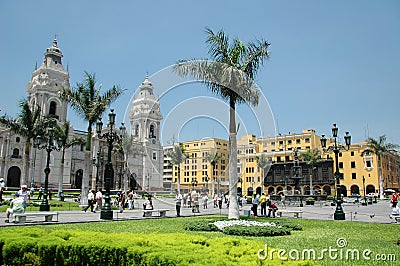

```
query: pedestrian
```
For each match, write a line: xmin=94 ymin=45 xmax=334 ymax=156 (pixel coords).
xmin=251 ymin=194 xmax=260 ymax=217
xmin=84 ymin=190 xmax=96 ymax=213
xmin=118 ymin=191 xmax=126 ymax=213
xmin=49 ymin=189 xmax=52 ymax=200
xmin=143 ymin=196 xmax=153 ymax=210
xmin=95 ymin=189 xmax=103 ymax=211
xmin=260 ymin=193 xmax=267 ymax=216
xmin=267 ymin=201 xmax=278 ymax=218
xmin=127 ymin=190 xmax=134 ymax=210
xmin=5 ymin=193 xmax=25 ymax=223
xmin=0 ymin=178 xmax=6 ymax=203
xmin=391 ymin=192 xmax=398 ymax=207
xmin=202 ymin=194 xmax=208 ymax=209
xmin=38 ymin=187 xmax=43 ymax=200
xmin=17 ymin=185 xmax=30 ymax=210
xmin=280 ymin=193 xmax=286 ymax=208
xmin=175 ymin=190 xmax=182 ymax=217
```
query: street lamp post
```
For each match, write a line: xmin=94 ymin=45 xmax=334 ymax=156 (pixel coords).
xmin=34 ymin=128 xmax=62 ymax=211
xmin=96 ymin=109 xmax=126 ymax=220
xmin=320 ymin=123 xmax=351 ymax=220
xmin=92 ymin=148 xmax=103 ymax=191
xmin=362 ymin=176 xmax=367 ymax=206
xmin=204 ymin=175 xmax=210 ymax=194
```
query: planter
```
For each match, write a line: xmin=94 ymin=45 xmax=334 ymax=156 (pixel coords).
xmin=306 ymin=200 xmax=315 ymax=205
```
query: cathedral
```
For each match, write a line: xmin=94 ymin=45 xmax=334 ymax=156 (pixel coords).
xmin=0 ymin=39 xmax=164 ymax=192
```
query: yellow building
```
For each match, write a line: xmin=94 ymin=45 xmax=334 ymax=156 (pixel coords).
xmin=172 ymin=138 xmax=229 ymax=194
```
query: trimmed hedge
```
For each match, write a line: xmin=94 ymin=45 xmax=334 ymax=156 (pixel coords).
xmin=184 ymin=218 xmax=221 ymax=232
xmin=0 ymin=228 xmax=271 ymax=265
xmin=223 ymin=225 xmax=291 ymax=237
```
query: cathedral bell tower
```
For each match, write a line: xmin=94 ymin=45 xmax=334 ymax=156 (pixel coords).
xmin=128 ymin=75 xmax=163 ymax=191
xmin=26 ymin=39 xmax=69 ymax=122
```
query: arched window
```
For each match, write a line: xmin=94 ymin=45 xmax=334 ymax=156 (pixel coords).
xmin=12 ymin=148 xmax=20 ymax=158
xmin=134 ymin=124 xmax=139 ymax=136
xmin=49 ymin=101 xmax=58 ymax=119
xmin=149 ymin=125 xmax=155 ymax=138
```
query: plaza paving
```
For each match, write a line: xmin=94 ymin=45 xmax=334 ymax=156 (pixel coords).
xmin=0 ymin=197 xmax=397 ymax=227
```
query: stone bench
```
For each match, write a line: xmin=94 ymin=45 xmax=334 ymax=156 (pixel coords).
xmin=142 ymin=209 xmax=169 ymax=217
xmin=13 ymin=212 xmax=58 ymax=223
xmin=276 ymin=210 xmax=303 ymax=218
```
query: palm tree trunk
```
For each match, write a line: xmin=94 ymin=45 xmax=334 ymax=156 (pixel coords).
xmin=177 ymin=165 xmax=181 ymax=193
xmin=58 ymin=149 xmax=65 ymax=196
xmin=23 ymin=141 xmax=31 ymax=186
xmin=228 ymin=99 xmax=239 ymax=219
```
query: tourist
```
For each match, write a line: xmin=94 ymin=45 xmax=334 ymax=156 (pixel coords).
xmin=280 ymin=193 xmax=286 ymax=208
xmin=202 ymin=193 xmax=208 ymax=209
xmin=17 ymin=185 xmax=30 ymax=210
xmin=143 ymin=196 xmax=153 ymax=210
xmin=95 ymin=189 xmax=103 ymax=211
xmin=260 ymin=193 xmax=267 ymax=216
xmin=0 ymin=178 xmax=5 ymax=203
xmin=251 ymin=194 xmax=260 ymax=217
xmin=127 ymin=190 xmax=134 ymax=210
xmin=37 ymin=187 xmax=43 ymax=200
xmin=5 ymin=193 xmax=25 ymax=223
xmin=84 ymin=190 xmax=96 ymax=213
xmin=118 ymin=191 xmax=126 ymax=213
xmin=175 ymin=190 xmax=182 ymax=217
xmin=267 ymin=201 xmax=279 ymax=218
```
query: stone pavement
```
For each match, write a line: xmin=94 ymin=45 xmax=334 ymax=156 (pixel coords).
xmin=0 ymin=197 xmax=397 ymax=227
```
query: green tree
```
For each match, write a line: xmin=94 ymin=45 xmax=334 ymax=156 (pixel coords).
xmin=59 ymin=71 xmax=123 ymax=203
xmin=54 ymin=121 xmax=85 ymax=196
xmin=0 ymin=100 xmax=51 ymax=186
xmin=299 ymin=148 xmax=323 ymax=195
xmin=168 ymin=144 xmax=188 ymax=193
xmin=174 ymin=28 xmax=270 ymax=219
xmin=204 ymin=150 xmax=224 ymax=195
xmin=363 ymin=135 xmax=399 ymax=199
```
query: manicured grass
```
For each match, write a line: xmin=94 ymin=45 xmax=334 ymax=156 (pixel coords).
xmin=1 ymin=215 xmax=399 ymax=265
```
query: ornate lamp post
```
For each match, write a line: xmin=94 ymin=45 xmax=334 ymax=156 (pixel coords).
xmin=34 ymin=128 xmax=62 ymax=211
xmin=92 ymin=148 xmax=103 ymax=191
xmin=290 ymin=148 xmax=303 ymax=207
xmin=320 ymin=123 xmax=351 ymax=220
xmin=96 ymin=109 xmax=125 ymax=220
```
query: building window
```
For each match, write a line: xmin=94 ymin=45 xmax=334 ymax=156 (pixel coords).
xmin=134 ymin=124 xmax=139 ymax=136
xmin=16 ymin=137 xmax=20 ymax=143
xmin=352 ymin=173 xmax=357 ymax=179
xmin=351 ymin=151 xmax=354 ymax=156
xmin=296 ymin=139 xmax=301 ymax=144
xmin=152 ymin=152 xmax=157 ymax=161
xmin=339 ymin=162 xmax=343 ymax=168
xmin=351 ymin=161 xmax=356 ymax=168
xmin=149 ymin=125 xmax=155 ymax=138
xmin=12 ymin=148 xmax=20 ymax=158
xmin=49 ymin=101 xmax=57 ymax=116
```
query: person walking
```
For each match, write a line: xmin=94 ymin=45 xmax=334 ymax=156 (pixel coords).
xmin=84 ymin=190 xmax=96 ymax=213
xmin=127 ymin=190 xmax=134 ymax=210
xmin=95 ymin=189 xmax=103 ymax=211
xmin=175 ymin=190 xmax=183 ymax=217
xmin=5 ymin=193 xmax=25 ymax=223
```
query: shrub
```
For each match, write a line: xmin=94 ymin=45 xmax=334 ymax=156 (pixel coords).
xmin=184 ymin=219 xmax=221 ymax=232
xmin=223 ymin=225 xmax=291 ymax=237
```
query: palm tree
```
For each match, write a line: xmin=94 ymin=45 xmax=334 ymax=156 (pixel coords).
xmin=363 ymin=135 xmax=399 ymax=199
xmin=54 ymin=121 xmax=85 ymax=196
xmin=204 ymin=150 xmax=224 ymax=195
xmin=59 ymin=71 xmax=123 ymax=203
xmin=299 ymin=148 xmax=323 ymax=196
xmin=174 ymin=27 xmax=270 ymax=219
xmin=256 ymin=153 xmax=270 ymax=193
xmin=0 ymin=100 xmax=51 ymax=186
xmin=168 ymin=143 xmax=188 ymax=193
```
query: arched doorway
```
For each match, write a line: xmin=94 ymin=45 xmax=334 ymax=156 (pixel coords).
xmin=267 ymin=186 xmax=275 ymax=195
xmin=286 ymin=186 xmax=292 ymax=195
xmin=256 ymin=186 xmax=262 ymax=196
xmin=75 ymin=169 xmax=83 ymax=189
xmin=340 ymin=185 xmax=347 ymax=197
xmin=7 ymin=166 xmax=21 ymax=188
xmin=276 ymin=186 xmax=283 ymax=194
xmin=366 ymin=185 xmax=375 ymax=194
xmin=303 ymin=185 xmax=310 ymax=195
xmin=350 ymin=185 xmax=360 ymax=195
xmin=247 ymin=187 xmax=253 ymax=197
xmin=313 ymin=186 xmax=322 ymax=195
xmin=323 ymin=185 xmax=332 ymax=196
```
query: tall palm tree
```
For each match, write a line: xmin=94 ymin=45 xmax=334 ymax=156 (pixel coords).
xmin=299 ymin=148 xmax=323 ymax=195
xmin=256 ymin=153 xmax=270 ymax=193
xmin=0 ymin=100 xmax=51 ymax=186
xmin=54 ymin=121 xmax=85 ymax=196
xmin=59 ymin=71 xmax=123 ymax=203
xmin=363 ymin=135 xmax=399 ymax=199
xmin=168 ymin=143 xmax=188 ymax=193
xmin=204 ymin=150 xmax=224 ymax=195
xmin=174 ymin=27 xmax=270 ymax=219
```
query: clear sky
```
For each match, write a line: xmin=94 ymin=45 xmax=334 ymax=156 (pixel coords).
xmin=0 ymin=0 xmax=399 ymax=145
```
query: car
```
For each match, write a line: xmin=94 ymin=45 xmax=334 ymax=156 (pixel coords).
xmin=349 ymin=193 xmax=361 ymax=198
xmin=367 ymin=193 xmax=378 ymax=197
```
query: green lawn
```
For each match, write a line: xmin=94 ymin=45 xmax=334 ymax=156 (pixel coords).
xmin=1 ymin=215 xmax=399 ymax=265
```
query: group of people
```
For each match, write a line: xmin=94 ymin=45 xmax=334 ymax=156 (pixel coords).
xmin=251 ymin=193 xmax=279 ymax=218
xmin=5 ymin=184 xmax=31 ymax=223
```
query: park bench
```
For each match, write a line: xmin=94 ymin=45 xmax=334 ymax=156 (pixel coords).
xmin=13 ymin=212 xmax=58 ymax=223
xmin=389 ymin=215 xmax=400 ymax=223
xmin=276 ymin=210 xmax=303 ymax=218
xmin=142 ymin=209 xmax=169 ymax=217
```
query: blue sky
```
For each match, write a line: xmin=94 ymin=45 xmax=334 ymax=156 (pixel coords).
xmin=0 ymin=1 xmax=399 ymax=145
